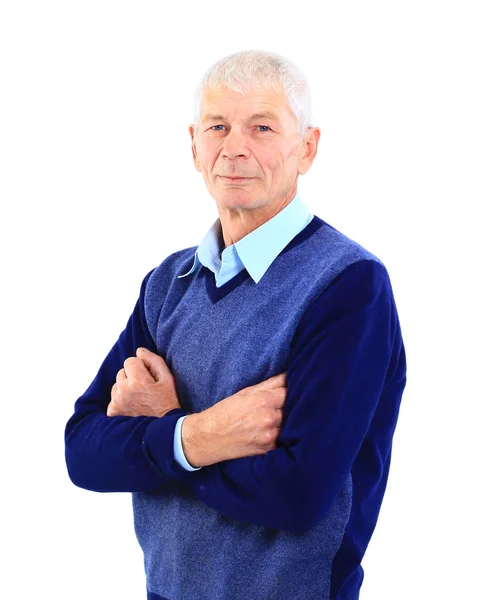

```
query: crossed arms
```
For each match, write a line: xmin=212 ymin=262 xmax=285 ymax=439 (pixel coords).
xmin=65 ymin=260 xmax=404 ymax=531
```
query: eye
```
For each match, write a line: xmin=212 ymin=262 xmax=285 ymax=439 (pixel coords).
xmin=209 ymin=124 xmax=271 ymax=132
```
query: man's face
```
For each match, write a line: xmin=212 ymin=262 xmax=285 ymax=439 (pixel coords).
xmin=189 ymin=84 xmax=316 ymax=212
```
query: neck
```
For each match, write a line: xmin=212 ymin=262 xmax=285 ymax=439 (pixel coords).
xmin=217 ymin=187 xmax=298 ymax=248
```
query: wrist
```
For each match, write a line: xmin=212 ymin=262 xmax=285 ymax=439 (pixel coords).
xmin=181 ymin=413 xmax=211 ymax=468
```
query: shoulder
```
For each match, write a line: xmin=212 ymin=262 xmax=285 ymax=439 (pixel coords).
xmin=146 ymin=245 xmax=198 ymax=291
xmin=141 ymin=245 xmax=198 ymax=341
xmin=291 ymin=216 xmax=392 ymax=306
xmin=310 ymin=216 xmax=385 ymax=273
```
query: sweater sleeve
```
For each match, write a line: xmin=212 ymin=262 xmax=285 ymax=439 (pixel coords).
xmin=184 ymin=259 xmax=407 ymax=531
xmin=64 ymin=270 xmax=196 ymax=492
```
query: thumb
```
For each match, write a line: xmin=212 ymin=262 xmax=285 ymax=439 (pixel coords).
xmin=136 ymin=348 xmax=173 ymax=383
xmin=247 ymin=372 xmax=287 ymax=392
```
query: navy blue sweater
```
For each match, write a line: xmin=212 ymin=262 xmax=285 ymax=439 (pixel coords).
xmin=65 ymin=215 xmax=406 ymax=600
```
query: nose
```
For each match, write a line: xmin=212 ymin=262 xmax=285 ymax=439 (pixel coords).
xmin=221 ymin=127 xmax=251 ymax=160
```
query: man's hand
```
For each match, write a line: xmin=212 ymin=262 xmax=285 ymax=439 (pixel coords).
xmin=181 ymin=373 xmax=287 ymax=468
xmin=107 ymin=348 xmax=182 ymax=418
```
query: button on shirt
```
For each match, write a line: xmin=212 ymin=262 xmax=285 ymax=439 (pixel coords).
xmin=173 ymin=191 xmax=314 ymax=470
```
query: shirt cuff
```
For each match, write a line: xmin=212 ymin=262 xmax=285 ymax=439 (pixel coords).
xmin=142 ymin=408 xmax=196 ymax=479
xmin=173 ymin=415 xmax=202 ymax=471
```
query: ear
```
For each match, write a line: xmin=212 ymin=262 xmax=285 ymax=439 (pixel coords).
xmin=189 ymin=124 xmax=201 ymax=172
xmin=297 ymin=127 xmax=321 ymax=175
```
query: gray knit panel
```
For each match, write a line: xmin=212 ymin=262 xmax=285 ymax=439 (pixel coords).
xmin=137 ymin=218 xmax=381 ymax=600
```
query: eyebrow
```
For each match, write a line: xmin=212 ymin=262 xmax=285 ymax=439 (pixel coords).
xmin=201 ymin=111 xmax=281 ymax=124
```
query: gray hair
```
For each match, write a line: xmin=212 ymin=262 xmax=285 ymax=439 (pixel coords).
xmin=193 ymin=49 xmax=314 ymax=139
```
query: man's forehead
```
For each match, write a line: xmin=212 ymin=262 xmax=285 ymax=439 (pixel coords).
xmin=200 ymin=86 xmax=290 ymax=122
xmin=201 ymin=109 xmax=281 ymax=123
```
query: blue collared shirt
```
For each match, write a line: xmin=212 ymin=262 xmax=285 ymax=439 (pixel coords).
xmin=173 ymin=190 xmax=314 ymax=470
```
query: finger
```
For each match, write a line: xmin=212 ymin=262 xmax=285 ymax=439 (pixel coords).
xmin=107 ymin=384 xmax=119 ymax=416
xmin=108 ymin=379 xmax=123 ymax=414
xmin=107 ymin=401 xmax=119 ymax=417
xmin=273 ymin=407 xmax=284 ymax=426
xmin=123 ymin=357 xmax=154 ymax=382
xmin=268 ymin=388 xmax=287 ymax=408
xmin=262 ymin=373 xmax=287 ymax=388
xmin=252 ymin=372 xmax=287 ymax=391
xmin=111 ymin=382 xmax=120 ymax=403
xmin=116 ymin=368 xmax=127 ymax=385
xmin=136 ymin=347 xmax=172 ymax=383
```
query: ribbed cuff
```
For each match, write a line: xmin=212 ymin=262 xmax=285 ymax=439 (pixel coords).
xmin=142 ymin=408 xmax=197 ymax=479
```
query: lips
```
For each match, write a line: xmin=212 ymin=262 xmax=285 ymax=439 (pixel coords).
xmin=220 ymin=177 xmax=253 ymax=185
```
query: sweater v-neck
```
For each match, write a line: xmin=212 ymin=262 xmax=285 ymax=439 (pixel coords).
xmin=205 ymin=216 xmax=325 ymax=304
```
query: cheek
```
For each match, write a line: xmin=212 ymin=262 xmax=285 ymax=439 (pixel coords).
xmin=259 ymin=147 xmax=286 ymax=172
xmin=195 ymin=136 xmax=212 ymax=158
xmin=199 ymin=143 xmax=220 ymax=171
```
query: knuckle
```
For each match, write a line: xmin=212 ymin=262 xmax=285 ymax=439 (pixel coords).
xmin=127 ymin=378 xmax=139 ymax=391
xmin=125 ymin=356 xmax=142 ymax=370
xmin=158 ymin=372 xmax=173 ymax=386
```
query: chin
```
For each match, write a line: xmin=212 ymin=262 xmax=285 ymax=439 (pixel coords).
xmin=215 ymin=190 xmax=261 ymax=208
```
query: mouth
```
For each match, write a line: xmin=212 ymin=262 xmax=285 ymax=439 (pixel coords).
xmin=219 ymin=176 xmax=254 ymax=183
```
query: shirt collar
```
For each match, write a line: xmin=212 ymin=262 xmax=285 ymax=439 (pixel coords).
xmin=178 ymin=191 xmax=313 ymax=284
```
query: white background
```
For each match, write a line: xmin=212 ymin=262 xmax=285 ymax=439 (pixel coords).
xmin=1 ymin=1 xmax=485 ymax=598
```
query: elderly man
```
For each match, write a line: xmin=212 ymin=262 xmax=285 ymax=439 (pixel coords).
xmin=65 ymin=49 xmax=407 ymax=600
